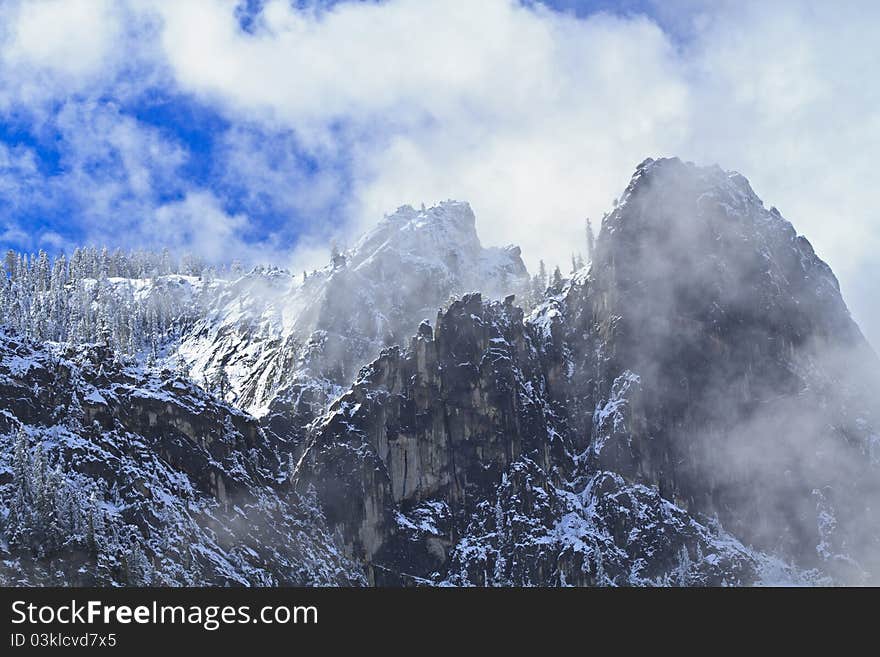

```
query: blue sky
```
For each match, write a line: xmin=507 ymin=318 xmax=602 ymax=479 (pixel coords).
xmin=0 ymin=0 xmax=878 ymax=345
xmin=0 ymin=1 xmax=688 ymax=258
xmin=0 ymin=0 xmax=693 ymax=259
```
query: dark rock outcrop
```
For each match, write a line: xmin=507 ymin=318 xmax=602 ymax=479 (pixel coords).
xmin=3 ymin=158 xmax=877 ymax=587
xmin=583 ymin=158 xmax=880 ymax=578
xmin=0 ymin=332 xmax=364 ymax=586
xmin=293 ymin=158 xmax=880 ymax=585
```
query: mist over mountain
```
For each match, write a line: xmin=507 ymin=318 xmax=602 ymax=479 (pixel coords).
xmin=0 ymin=158 xmax=877 ymax=586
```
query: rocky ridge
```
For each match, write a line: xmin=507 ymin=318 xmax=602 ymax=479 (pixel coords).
xmin=2 ymin=158 xmax=877 ymax=586
xmin=294 ymin=158 xmax=880 ymax=585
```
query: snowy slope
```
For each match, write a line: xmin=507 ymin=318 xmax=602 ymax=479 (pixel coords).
xmin=1 ymin=159 xmax=877 ymax=587
xmin=0 ymin=330 xmax=364 ymax=586
xmin=175 ymin=200 xmax=529 ymax=416
xmin=292 ymin=159 xmax=880 ymax=586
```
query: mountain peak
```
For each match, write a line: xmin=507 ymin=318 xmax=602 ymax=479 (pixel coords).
xmin=4 ymin=157 xmax=877 ymax=587
xmin=619 ymin=157 xmax=763 ymax=219
xmin=174 ymin=198 xmax=527 ymax=416
xmin=351 ymin=200 xmax=481 ymax=271
xmin=598 ymin=157 xmax=861 ymax=348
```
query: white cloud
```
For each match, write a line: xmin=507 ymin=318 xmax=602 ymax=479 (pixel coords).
xmin=0 ymin=0 xmax=125 ymax=104
xmin=0 ymin=0 xmax=877 ymax=344
xmin=0 ymin=142 xmax=40 ymax=196
xmin=677 ymin=1 xmax=880 ymax=343
xmin=37 ymin=230 xmax=67 ymax=250
xmin=0 ymin=224 xmax=31 ymax=248
xmin=154 ymin=0 xmax=557 ymax=127
xmin=151 ymin=0 xmax=691 ymax=263
xmin=214 ymin=126 xmax=346 ymax=223
xmin=54 ymin=100 xmax=188 ymax=195
xmin=147 ymin=0 xmax=879 ymax=344
xmin=150 ymin=191 xmax=263 ymax=263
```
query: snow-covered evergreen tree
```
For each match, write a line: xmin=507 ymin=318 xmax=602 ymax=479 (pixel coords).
xmin=586 ymin=217 xmax=596 ymax=262
xmin=0 ymin=247 xmax=219 ymax=357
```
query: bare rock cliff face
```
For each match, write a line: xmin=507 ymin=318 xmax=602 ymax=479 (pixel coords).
xmin=294 ymin=158 xmax=880 ymax=585
xmin=583 ymin=158 xmax=880 ymax=579
xmin=3 ymin=158 xmax=877 ymax=587
xmin=0 ymin=333 xmax=365 ymax=586
xmin=294 ymin=294 xmax=563 ymax=582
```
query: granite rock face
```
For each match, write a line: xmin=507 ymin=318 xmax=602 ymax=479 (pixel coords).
xmin=2 ymin=158 xmax=877 ymax=586
xmin=584 ymin=159 xmax=880 ymax=578
xmin=294 ymin=159 xmax=880 ymax=585
xmin=0 ymin=333 xmax=365 ymax=586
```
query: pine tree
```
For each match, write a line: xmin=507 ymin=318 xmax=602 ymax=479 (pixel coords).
xmin=676 ymin=544 xmax=691 ymax=586
xmin=9 ymin=428 xmax=33 ymax=545
xmin=85 ymin=499 xmax=99 ymax=558
xmin=586 ymin=218 xmax=596 ymax=262
xmin=531 ymin=274 xmax=543 ymax=305
xmin=212 ymin=363 xmax=231 ymax=402
xmin=41 ymin=463 xmax=65 ymax=555
xmin=121 ymin=533 xmax=151 ymax=586
xmin=99 ymin=247 xmax=110 ymax=279
xmin=593 ymin=545 xmax=606 ymax=585
xmin=175 ymin=353 xmax=191 ymax=379
xmin=65 ymin=488 xmax=82 ymax=544
xmin=98 ymin=315 xmax=113 ymax=349
xmin=70 ymin=247 xmax=83 ymax=281
xmin=160 ymin=248 xmax=172 ymax=275
xmin=110 ymin=248 xmax=125 ymax=277
xmin=35 ymin=250 xmax=50 ymax=292
xmin=32 ymin=445 xmax=46 ymax=511
xmin=551 ymin=266 xmax=563 ymax=289
xmin=4 ymin=249 xmax=17 ymax=280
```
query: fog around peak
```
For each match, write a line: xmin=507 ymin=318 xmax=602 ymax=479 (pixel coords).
xmin=0 ymin=0 xmax=876 ymax=345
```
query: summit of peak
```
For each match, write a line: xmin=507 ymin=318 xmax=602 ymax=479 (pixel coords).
xmin=351 ymin=200 xmax=483 ymax=269
xmin=386 ymin=199 xmax=474 ymax=222
xmin=593 ymin=156 xmax=864 ymax=355
xmin=400 ymin=200 xmax=476 ymax=234
xmin=622 ymin=157 xmax=761 ymax=208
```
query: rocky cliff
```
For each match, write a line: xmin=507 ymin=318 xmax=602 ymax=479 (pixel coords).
xmin=181 ymin=200 xmax=529 ymax=417
xmin=293 ymin=158 xmax=880 ymax=585
xmin=0 ymin=331 xmax=364 ymax=585
xmin=2 ymin=158 xmax=877 ymax=586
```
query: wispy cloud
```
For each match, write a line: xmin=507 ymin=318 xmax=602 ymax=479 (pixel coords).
xmin=0 ymin=0 xmax=877 ymax=344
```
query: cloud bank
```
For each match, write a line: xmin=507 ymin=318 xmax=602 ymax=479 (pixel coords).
xmin=0 ymin=0 xmax=877 ymax=345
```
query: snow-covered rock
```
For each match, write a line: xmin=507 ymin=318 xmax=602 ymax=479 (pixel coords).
xmin=292 ymin=159 xmax=880 ymax=586
xmin=0 ymin=329 xmax=365 ymax=586
xmin=1 ymin=159 xmax=877 ymax=587
xmin=177 ymin=200 xmax=528 ymax=417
